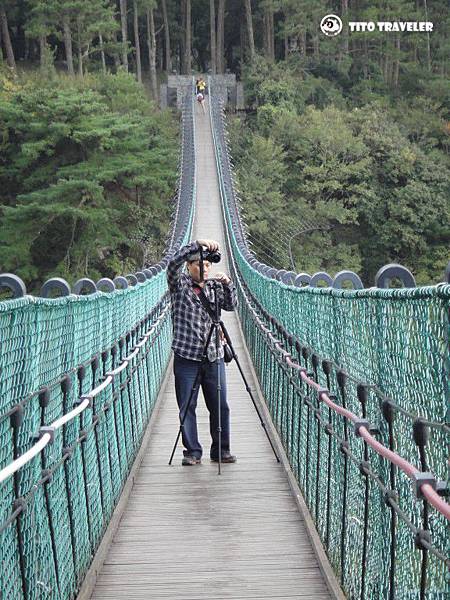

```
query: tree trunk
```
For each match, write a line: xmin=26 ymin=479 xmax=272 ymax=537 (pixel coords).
xmin=133 ymin=1 xmax=142 ymax=82
xmin=413 ymin=0 xmax=419 ymax=64
xmin=147 ymin=8 xmax=158 ymax=100
xmin=269 ymin=8 xmax=274 ymax=60
xmin=24 ymin=33 xmax=30 ymax=61
xmin=210 ymin=0 xmax=216 ymax=74
xmin=160 ymin=0 xmax=171 ymax=72
xmin=120 ymin=0 xmax=128 ymax=71
xmin=77 ymin=17 xmax=83 ymax=76
xmin=99 ymin=32 xmax=106 ymax=73
xmin=113 ymin=30 xmax=121 ymax=70
xmin=244 ymin=0 xmax=255 ymax=62
xmin=264 ymin=4 xmax=274 ymax=61
xmin=341 ymin=0 xmax=349 ymax=61
xmin=387 ymin=35 xmax=396 ymax=86
xmin=383 ymin=38 xmax=390 ymax=84
xmin=379 ymin=36 xmax=384 ymax=73
xmin=216 ymin=0 xmax=225 ymax=73
xmin=158 ymin=40 xmax=163 ymax=71
xmin=0 ymin=9 xmax=15 ymax=71
xmin=363 ymin=37 xmax=368 ymax=79
xmin=263 ymin=10 xmax=268 ymax=58
xmin=62 ymin=16 xmax=74 ymax=75
xmin=0 ymin=19 xmax=2 ymax=65
xmin=313 ymin=35 xmax=319 ymax=60
xmin=39 ymin=34 xmax=46 ymax=69
xmin=185 ymin=0 xmax=191 ymax=74
xmin=423 ymin=0 xmax=431 ymax=72
xmin=300 ymin=30 xmax=306 ymax=57
xmin=393 ymin=35 xmax=400 ymax=88
xmin=180 ymin=0 xmax=186 ymax=73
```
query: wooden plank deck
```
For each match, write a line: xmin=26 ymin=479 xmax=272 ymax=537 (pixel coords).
xmin=89 ymin=97 xmax=333 ymax=600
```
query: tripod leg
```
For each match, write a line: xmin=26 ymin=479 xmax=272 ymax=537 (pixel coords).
xmin=220 ymin=320 xmax=280 ymax=463
xmin=215 ymin=323 xmax=222 ymax=475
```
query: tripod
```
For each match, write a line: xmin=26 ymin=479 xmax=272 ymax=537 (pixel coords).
xmin=168 ymin=280 xmax=280 ymax=474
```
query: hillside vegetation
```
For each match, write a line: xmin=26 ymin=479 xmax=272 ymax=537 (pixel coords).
xmin=228 ymin=2 xmax=449 ymax=285
xmin=0 ymin=69 xmax=178 ymax=290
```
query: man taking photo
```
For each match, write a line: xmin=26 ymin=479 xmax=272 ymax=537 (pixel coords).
xmin=167 ymin=239 xmax=237 ymax=466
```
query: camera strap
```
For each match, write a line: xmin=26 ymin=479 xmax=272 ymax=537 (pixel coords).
xmin=196 ymin=286 xmax=219 ymax=322
xmin=196 ymin=286 xmax=225 ymax=342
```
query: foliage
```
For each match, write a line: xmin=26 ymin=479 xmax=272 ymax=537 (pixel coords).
xmin=26 ymin=0 xmax=119 ymax=73
xmin=0 ymin=71 xmax=178 ymax=289
xmin=232 ymin=47 xmax=450 ymax=284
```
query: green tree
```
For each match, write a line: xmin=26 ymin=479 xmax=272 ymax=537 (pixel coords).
xmin=26 ymin=0 xmax=56 ymax=69
xmin=351 ymin=105 xmax=450 ymax=283
xmin=232 ymin=52 xmax=450 ymax=283
xmin=0 ymin=2 xmax=16 ymax=71
xmin=0 ymin=71 xmax=178 ymax=287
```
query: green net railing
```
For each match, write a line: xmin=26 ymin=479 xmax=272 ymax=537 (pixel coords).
xmin=209 ymin=81 xmax=449 ymax=600
xmin=0 ymin=90 xmax=196 ymax=599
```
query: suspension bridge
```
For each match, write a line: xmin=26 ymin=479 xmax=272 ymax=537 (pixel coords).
xmin=0 ymin=77 xmax=448 ymax=600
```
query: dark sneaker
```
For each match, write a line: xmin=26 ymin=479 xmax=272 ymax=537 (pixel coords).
xmin=211 ymin=453 xmax=237 ymax=463
xmin=182 ymin=455 xmax=201 ymax=466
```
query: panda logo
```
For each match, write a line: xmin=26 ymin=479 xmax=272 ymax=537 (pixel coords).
xmin=320 ymin=14 xmax=343 ymax=37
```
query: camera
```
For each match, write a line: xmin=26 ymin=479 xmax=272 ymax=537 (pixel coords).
xmin=200 ymin=247 xmax=221 ymax=263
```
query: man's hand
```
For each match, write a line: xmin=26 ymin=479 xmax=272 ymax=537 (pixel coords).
xmin=196 ymin=239 xmax=219 ymax=252
xmin=215 ymin=272 xmax=231 ymax=286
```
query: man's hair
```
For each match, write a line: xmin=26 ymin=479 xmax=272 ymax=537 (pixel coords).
xmin=186 ymin=251 xmax=201 ymax=263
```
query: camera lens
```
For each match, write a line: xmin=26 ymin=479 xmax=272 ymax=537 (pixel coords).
xmin=207 ymin=251 xmax=221 ymax=263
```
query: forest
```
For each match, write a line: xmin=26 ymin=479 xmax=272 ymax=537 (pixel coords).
xmin=0 ymin=1 xmax=449 ymax=288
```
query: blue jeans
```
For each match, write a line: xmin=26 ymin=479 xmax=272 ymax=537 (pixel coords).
xmin=174 ymin=354 xmax=230 ymax=460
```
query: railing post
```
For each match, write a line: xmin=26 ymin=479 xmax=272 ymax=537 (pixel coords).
xmin=125 ymin=332 xmax=139 ymax=452
xmin=296 ymin=361 xmax=305 ymax=488
xmin=413 ymin=418 xmax=431 ymax=600
xmin=311 ymin=354 xmax=321 ymax=522
xmin=118 ymin=336 xmax=133 ymax=462
xmin=90 ymin=355 xmax=107 ymax=521
xmin=322 ymin=360 xmax=333 ymax=552
xmin=77 ymin=364 xmax=93 ymax=551
xmin=286 ymin=336 xmax=295 ymax=459
xmin=10 ymin=407 xmax=27 ymax=599
xmin=357 ymin=383 xmax=370 ymax=600
xmin=42 ymin=468 xmax=62 ymax=596
xmin=111 ymin=343 xmax=126 ymax=478
xmin=60 ymin=376 xmax=78 ymax=577
xmin=336 ymin=369 xmax=348 ymax=586
xmin=381 ymin=399 xmax=397 ymax=600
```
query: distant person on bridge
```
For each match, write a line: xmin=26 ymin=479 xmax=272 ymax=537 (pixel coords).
xmin=196 ymin=91 xmax=206 ymax=113
xmin=195 ymin=77 xmax=207 ymax=113
xmin=195 ymin=77 xmax=206 ymax=95
xmin=167 ymin=239 xmax=237 ymax=466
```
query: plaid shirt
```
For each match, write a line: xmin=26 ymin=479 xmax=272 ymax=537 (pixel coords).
xmin=167 ymin=241 xmax=237 ymax=362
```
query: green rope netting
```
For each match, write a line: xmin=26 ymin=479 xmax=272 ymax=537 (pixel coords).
xmin=0 ymin=272 xmax=175 ymax=599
